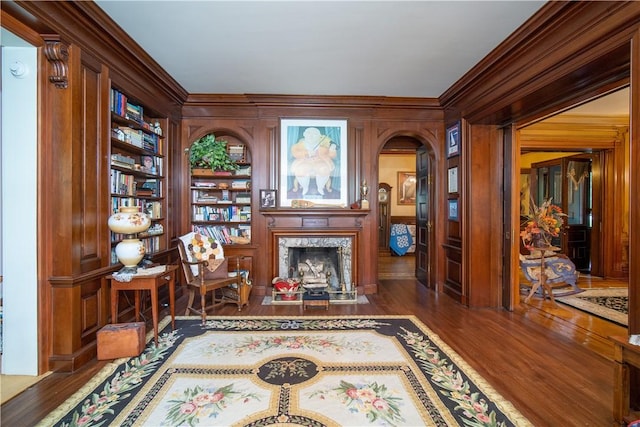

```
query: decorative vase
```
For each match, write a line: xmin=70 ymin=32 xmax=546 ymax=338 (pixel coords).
xmin=531 ymin=233 xmax=551 ymax=248
xmin=108 ymin=206 xmax=151 ymax=273
xmin=273 ymin=279 xmax=300 ymax=301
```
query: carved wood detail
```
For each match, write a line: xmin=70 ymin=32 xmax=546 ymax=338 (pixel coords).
xmin=42 ymin=34 xmax=69 ymax=89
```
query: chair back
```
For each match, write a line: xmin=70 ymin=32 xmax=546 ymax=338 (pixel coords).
xmin=177 ymin=238 xmax=198 ymax=286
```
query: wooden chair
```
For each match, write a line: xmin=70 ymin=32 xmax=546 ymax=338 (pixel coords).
xmin=177 ymin=233 xmax=251 ymax=324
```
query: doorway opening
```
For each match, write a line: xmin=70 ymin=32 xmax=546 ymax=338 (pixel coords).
xmin=516 ymin=88 xmax=630 ymax=336
xmin=518 ymin=87 xmax=629 ymax=282
xmin=377 ymin=136 xmax=432 ymax=285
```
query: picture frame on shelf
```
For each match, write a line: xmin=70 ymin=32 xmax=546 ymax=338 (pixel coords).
xmin=447 ymin=122 xmax=460 ymax=158
xmin=397 ymin=171 xmax=416 ymax=205
xmin=279 ymin=119 xmax=348 ymax=208
xmin=448 ymin=199 xmax=459 ymax=221
xmin=260 ymin=189 xmax=277 ymax=209
xmin=141 ymin=155 xmax=156 ymax=174
xmin=448 ymin=166 xmax=458 ymax=194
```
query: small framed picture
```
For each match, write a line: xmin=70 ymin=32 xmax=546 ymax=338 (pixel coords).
xmin=448 ymin=199 xmax=459 ymax=221
xmin=448 ymin=167 xmax=458 ymax=193
xmin=260 ymin=189 xmax=277 ymax=209
xmin=446 ymin=122 xmax=460 ymax=158
xmin=141 ymin=155 xmax=156 ymax=174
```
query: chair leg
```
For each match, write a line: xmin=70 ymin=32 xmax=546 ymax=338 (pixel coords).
xmin=200 ymin=290 xmax=207 ymax=325
xmin=185 ymin=288 xmax=196 ymax=316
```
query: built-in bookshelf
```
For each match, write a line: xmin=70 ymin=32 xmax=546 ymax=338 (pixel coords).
xmin=190 ymin=142 xmax=252 ymax=246
xmin=109 ymin=87 xmax=167 ymax=264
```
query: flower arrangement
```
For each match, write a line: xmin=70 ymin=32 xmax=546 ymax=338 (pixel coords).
xmin=520 ymin=197 xmax=566 ymax=249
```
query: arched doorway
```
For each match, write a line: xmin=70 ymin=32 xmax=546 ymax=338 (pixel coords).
xmin=377 ymin=135 xmax=436 ymax=289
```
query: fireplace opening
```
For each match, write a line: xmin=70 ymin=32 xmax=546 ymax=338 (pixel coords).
xmin=277 ymin=235 xmax=353 ymax=292
xmin=288 ymin=247 xmax=340 ymax=289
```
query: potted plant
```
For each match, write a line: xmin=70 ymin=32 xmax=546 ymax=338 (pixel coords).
xmin=189 ymin=133 xmax=238 ymax=174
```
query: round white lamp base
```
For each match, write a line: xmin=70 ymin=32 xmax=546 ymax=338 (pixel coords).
xmin=114 ymin=238 xmax=146 ymax=274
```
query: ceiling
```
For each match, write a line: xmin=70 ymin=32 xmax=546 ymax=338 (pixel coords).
xmin=94 ymin=0 xmax=545 ymax=98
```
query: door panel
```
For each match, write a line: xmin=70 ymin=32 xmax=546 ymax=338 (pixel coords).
xmin=565 ymin=159 xmax=591 ymax=272
xmin=415 ymin=146 xmax=431 ymax=287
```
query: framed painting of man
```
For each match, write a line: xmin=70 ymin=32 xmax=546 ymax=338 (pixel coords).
xmin=279 ymin=119 xmax=348 ymax=207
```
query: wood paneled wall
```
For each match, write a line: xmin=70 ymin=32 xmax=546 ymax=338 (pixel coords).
xmin=180 ymin=96 xmax=444 ymax=293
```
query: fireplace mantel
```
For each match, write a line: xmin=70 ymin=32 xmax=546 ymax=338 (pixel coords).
xmin=264 ymin=209 xmax=371 ymax=292
xmin=262 ymin=208 xmax=369 ymax=229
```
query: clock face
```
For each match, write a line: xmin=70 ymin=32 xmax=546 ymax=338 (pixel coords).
xmin=378 ymin=190 xmax=388 ymax=203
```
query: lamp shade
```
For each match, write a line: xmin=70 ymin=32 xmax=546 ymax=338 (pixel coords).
xmin=108 ymin=206 xmax=151 ymax=234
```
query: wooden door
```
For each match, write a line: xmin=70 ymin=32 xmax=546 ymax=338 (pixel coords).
xmin=564 ymin=158 xmax=592 ymax=272
xmin=531 ymin=156 xmax=593 ymax=272
xmin=415 ymin=145 xmax=431 ymax=287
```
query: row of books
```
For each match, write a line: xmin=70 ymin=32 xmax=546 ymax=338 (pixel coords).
xmin=111 ymin=88 xmax=144 ymax=123
xmin=110 ymin=198 xmax=162 ymax=218
xmin=192 ymin=224 xmax=251 ymax=245
xmin=192 ymin=205 xmax=251 ymax=222
xmin=110 ymin=88 xmax=164 ymax=136
xmin=192 ymin=190 xmax=250 ymax=204
xmin=110 ymin=153 xmax=136 ymax=168
xmin=111 ymin=170 xmax=136 ymax=196
xmin=111 ymin=170 xmax=162 ymax=197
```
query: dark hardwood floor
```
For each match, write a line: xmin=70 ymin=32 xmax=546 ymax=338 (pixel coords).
xmin=0 ymin=255 xmax=626 ymax=426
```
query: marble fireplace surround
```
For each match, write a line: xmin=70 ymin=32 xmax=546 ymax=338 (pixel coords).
xmin=277 ymin=235 xmax=354 ymax=291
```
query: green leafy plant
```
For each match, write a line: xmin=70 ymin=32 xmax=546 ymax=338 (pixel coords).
xmin=189 ymin=133 xmax=238 ymax=172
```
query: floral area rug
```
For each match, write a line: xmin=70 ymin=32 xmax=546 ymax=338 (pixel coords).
xmin=556 ymin=287 xmax=628 ymax=327
xmin=38 ymin=315 xmax=531 ymax=427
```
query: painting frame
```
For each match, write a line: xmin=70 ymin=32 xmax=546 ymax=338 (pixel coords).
xmin=279 ymin=119 xmax=348 ymax=208
xmin=260 ymin=189 xmax=277 ymax=209
xmin=448 ymin=166 xmax=458 ymax=194
xmin=446 ymin=122 xmax=460 ymax=158
xmin=397 ymin=171 xmax=417 ymax=205
xmin=448 ymin=199 xmax=459 ymax=221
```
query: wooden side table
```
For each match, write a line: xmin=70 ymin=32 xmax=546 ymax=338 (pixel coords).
xmin=524 ymin=245 xmax=560 ymax=304
xmin=610 ymin=335 xmax=640 ymax=426
xmin=107 ymin=265 xmax=177 ymax=344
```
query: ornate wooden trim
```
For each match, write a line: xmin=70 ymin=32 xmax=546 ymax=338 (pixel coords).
xmin=42 ymin=34 xmax=69 ymax=89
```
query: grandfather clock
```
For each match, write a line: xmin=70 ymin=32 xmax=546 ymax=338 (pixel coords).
xmin=378 ymin=183 xmax=392 ymax=251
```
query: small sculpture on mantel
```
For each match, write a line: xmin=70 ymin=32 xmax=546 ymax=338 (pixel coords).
xmin=360 ymin=179 xmax=370 ymax=209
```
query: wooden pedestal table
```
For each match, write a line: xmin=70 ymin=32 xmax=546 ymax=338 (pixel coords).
xmin=524 ymin=246 xmax=560 ymax=304
xmin=610 ymin=335 xmax=640 ymax=426
xmin=107 ymin=265 xmax=178 ymax=344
